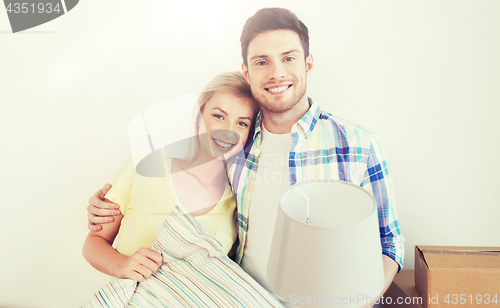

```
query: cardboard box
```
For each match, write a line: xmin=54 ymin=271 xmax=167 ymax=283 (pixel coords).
xmin=414 ymin=245 xmax=500 ymax=308
xmin=383 ymin=270 xmax=424 ymax=308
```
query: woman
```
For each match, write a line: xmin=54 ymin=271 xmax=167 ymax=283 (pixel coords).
xmin=82 ymin=72 xmax=283 ymax=307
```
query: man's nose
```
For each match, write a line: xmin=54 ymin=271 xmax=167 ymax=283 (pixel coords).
xmin=269 ymin=62 xmax=287 ymax=80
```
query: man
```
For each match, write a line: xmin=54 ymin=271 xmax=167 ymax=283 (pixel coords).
xmin=87 ymin=8 xmax=403 ymax=307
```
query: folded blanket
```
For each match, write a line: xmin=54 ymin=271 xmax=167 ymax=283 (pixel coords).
xmin=82 ymin=206 xmax=283 ymax=307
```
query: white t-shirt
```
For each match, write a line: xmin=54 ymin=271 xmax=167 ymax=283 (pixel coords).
xmin=239 ymin=124 xmax=299 ymax=307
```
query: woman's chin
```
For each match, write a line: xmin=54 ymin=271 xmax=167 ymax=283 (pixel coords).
xmin=209 ymin=146 xmax=242 ymax=162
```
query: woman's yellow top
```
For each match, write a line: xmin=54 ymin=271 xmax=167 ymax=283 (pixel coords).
xmin=105 ymin=157 xmax=237 ymax=259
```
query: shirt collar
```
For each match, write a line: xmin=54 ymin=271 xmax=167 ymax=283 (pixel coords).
xmin=253 ymin=110 xmax=263 ymax=142
xmin=252 ymin=97 xmax=321 ymax=142
xmin=294 ymin=97 xmax=321 ymax=139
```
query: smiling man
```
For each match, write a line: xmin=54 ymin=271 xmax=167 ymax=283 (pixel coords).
xmin=227 ymin=8 xmax=404 ymax=307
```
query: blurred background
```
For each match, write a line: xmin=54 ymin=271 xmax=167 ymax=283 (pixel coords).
xmin=1 ymin=0 xmax=499 ymax=307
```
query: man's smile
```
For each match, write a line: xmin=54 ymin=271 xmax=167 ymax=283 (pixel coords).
xmin=265 ymin=83 xmax=292 ymax=95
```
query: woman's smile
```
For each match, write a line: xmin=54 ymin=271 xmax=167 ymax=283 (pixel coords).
xmin=212 ymin=137 xmax=236 ymax=151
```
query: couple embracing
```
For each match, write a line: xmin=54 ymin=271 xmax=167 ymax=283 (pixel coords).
xmin=82 ymin=7 xmax=404 ymax=308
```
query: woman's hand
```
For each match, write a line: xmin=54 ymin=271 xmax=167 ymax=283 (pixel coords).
xmin=113 ymin=247 xmax=163 ymax=282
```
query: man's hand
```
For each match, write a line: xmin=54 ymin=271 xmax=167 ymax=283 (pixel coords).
xmin=112 ymin=247 xmax=163 ymax=282
xmin=87 ymin=183 xmax=122 ymax=232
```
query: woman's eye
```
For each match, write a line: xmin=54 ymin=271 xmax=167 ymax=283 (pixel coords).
xmin=238 ymin=122 xmax=248 ymax=127
xmin=214 ymin=114 xmax=224 ymax=120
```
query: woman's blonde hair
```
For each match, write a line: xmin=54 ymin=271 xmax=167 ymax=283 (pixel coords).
xmin=181 ymin=72 xmax=259 ymax=163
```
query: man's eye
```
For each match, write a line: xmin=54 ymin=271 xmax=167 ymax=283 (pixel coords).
xmin=284 ymin=57 xmax=295 ymax=62
xmin=256 ymin=61 xmax=267 ymax=66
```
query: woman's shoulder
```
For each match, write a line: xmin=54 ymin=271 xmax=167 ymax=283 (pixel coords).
xmin=113 ymin=156 xmax=138 ymax=180
xmin=116 ymin=156 xmax=174 ymax=181
xmin=108 ymin=156 xmax=175 ymax=213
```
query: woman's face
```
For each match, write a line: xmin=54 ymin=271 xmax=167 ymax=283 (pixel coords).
xmin=197 ymin=92 xmax=255 ymax=160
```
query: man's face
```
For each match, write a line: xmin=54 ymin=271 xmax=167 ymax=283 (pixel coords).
xmin=242 ymin=29 xmax=313 ymax=115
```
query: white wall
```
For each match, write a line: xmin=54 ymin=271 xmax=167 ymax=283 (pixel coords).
xmin=1 ymin=1 xmax=499 ymax=307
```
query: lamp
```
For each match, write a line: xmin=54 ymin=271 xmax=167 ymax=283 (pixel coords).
xmin=267 ymin=180 xmax=384 ymax=308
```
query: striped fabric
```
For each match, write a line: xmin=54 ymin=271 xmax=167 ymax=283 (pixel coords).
xmin=82 ymin=206 xmax=283 ymax=308
xmin=229 ymin=98 xmax=405 ymax=270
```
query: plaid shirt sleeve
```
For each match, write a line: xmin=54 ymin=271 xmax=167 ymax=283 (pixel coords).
xmin=360 ymin=134 xmax=404 ymax=270
xmin=296 ymin=101 xmax=405 ymax=271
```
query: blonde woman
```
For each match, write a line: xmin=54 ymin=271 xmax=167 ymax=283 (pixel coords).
xmin=82 ymin=72 xmax=283 ymax=307
xmin=82 ymin=72 xmax=258 ymax=281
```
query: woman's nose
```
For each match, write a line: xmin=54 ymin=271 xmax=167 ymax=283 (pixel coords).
xmin=215 ymin=128 xmax=239 ymax=143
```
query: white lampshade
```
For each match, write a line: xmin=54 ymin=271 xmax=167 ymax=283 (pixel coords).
xmin=267 ymin=180 xmax=384 ymax=308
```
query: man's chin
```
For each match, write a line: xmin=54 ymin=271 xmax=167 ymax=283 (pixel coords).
xmin=260 ymin=97 xmax=301 ymax=113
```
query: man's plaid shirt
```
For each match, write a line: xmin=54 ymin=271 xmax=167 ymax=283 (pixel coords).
xmin=229 ymin=98 xmax=404 ymax=270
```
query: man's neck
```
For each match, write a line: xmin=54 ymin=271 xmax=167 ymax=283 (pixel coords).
xmin=261 ymin=96 xmax=310 ymax=134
